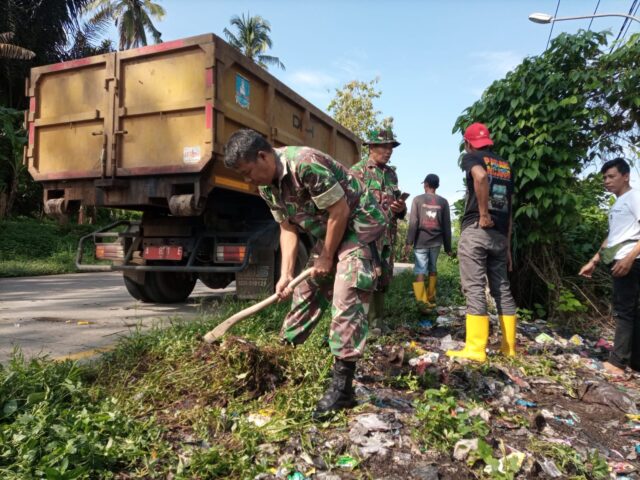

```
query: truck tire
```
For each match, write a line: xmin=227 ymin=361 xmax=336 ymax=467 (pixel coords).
xmin=123 ymin=275 xmax=155 ymax=302
xmin=145 ymin=271 xmax=197 ymax=303
xmin=198 ymin=272 xmax=234 ymax=289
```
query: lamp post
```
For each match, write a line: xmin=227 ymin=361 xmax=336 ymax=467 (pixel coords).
xmin=529 ymin=12 xmax=640 ymax=24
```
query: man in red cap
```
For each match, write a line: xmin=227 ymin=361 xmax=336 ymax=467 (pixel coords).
xmin=446 ymin=123 xmax=517 ymax=363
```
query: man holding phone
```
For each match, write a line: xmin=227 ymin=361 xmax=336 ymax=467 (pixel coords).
xmin=351 ymin=127 xmax=406 ymax=332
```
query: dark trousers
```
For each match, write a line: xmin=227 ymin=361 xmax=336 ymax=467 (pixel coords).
xmin=610 ymin=259 xmax=640 ymax=370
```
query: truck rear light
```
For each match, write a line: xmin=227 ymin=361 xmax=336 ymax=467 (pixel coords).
xmin=96 ymin=243 xmax=124 ymax=260
xmin=216 ymin=245 xmax=246 ymax=263
xmin=143 ymin=245 xmax=183 ymax=261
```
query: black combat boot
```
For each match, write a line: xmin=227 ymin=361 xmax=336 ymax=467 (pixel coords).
xmin=312 ymin=359 xmax=357 ymax=420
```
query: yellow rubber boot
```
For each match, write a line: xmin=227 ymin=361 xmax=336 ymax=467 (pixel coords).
xmin=427 ymin=274 xmax=437 ymax=304
xmin=413 ymin=281 xmax=425 ymax=302
xmin=499 ymin=314 xmax=517 ymax=357
xmin=413 ymin=281 xmax=432 ymax=309
xmin=446 ymin=314 xmax=489 ymax=362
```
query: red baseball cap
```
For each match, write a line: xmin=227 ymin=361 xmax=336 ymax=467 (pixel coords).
xmin=463 ymin=122 xmax=493 ymax=148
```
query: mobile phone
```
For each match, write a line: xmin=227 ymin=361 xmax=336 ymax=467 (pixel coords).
xmin=399 ymin=192 xmax=410 ymax=201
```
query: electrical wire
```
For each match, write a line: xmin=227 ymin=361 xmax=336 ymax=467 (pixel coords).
xmin=621 ymin=0 xmax=640 ymax=40
xmin=588 ymin=0 xmax=601 ymax=30
xmin=546 ymin=0 xmax=562 ymax=50
xmin=610 ymin=0 xmax=638 ymax=52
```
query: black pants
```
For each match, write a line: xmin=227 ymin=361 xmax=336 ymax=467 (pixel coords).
xmin=610 ymin=259 xmax=640 ymax=370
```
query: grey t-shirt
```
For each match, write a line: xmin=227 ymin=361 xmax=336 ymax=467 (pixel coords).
xmin=406 ymin=192 xmax=452 ymax=252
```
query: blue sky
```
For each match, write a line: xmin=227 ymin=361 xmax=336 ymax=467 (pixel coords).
xmin=112 ymin=0 xmax=640 ymax=205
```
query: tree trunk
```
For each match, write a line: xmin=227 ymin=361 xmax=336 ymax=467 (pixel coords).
xmin=6 ymin=169 xmax=19 ymax=217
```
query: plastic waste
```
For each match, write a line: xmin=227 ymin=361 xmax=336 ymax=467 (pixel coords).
xmin=419 ymin=319 xmax=433 ymax=328
xmin=538 ymin=458 xmax=562 ymax=477
xmin=515 ymin=399 xmax=537 ymax=408
xmin=534 ymin=333 xmax=556 ymax=345
xmin=436 ymin=316 xmax=453 ymax=327
xmin=287 ymin=472 xmax=308 ymax=480
xmin=579 ymin=382 xmax=638 ymax=414
xmin=453 ymin=438 xmax=479 ymax=461
xmin=569 ymin=334 xmax=584 ymax=346
xmin=484 ymin=451 xmax=525 ymax=475
xmin=335 ymin=455 xmax=358 ymax=469
xmin=595 ymin=338 xmax=613 ymax=351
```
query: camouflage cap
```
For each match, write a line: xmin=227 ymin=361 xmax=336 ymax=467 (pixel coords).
xmin=364 ymin=127 xmax=400 ymax=148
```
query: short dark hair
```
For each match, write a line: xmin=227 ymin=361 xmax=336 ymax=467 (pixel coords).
xmin=601 ymin=157 xmax=630 ymax=175
xmin=224 ymin=129 xmax=273 ymax=169
xmin=423 ymin=173 xmax=440 ymax=189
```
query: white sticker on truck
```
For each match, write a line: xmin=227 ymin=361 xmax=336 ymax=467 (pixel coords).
xmin=183 ymin=146 xmax=201 ymax=164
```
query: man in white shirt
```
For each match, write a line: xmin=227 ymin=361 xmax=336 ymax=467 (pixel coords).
xmin=580 ymin=158 xmax=640 ymax=376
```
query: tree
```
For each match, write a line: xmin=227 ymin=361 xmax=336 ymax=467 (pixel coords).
xmin=0 ymin=0 xmax=98 ymax=107
xmin=453 ymin=30 xmax=640 ymax=320
xmin=87 ymin=0 xmax=164 ymax=50
xmin=0 ymin=32 xmax=34 ymax=60
xmin=223 ymin=13 xmax=284 ymax=70
xmin=327 ymin=77 xmax=392 ymax=143
xmin=0 ymin=107 xmax=27 ymax=217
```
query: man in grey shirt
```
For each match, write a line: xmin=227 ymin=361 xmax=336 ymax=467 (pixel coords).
xmin=405 ymin=174 xmax=452 ymax=310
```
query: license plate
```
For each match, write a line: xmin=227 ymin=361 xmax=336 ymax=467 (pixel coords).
xmin=143 ymin=245 xmax=183 ymax=260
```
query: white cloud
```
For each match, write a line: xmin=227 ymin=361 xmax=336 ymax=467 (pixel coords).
xmin=288 ymin=70 xmax=338 ymax=89
xmin=470 ymin=50 xmax=524 ymax=77
xmin=284 ymin=69 xmax=339 ymax=109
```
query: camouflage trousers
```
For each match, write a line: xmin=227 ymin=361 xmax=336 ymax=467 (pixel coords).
xmin=377 ymin=242 xmax=395 ymax=292
xmin=281 ymin=243 xmax=378 ymax=361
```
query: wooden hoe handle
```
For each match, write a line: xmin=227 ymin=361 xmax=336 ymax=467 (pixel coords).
xmin=203 ymin=268 xmax=313 ymax=343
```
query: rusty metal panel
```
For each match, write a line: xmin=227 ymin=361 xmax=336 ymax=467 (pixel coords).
xmin=116 ymin=43 xmax=213 ymax=175
xmin=36 ymin=122 xmax=104 ymax=177
xmin=27 ymin=55 xmax=113 ymax=181
xmin=28 ymin=33 xmax=362 ymax=207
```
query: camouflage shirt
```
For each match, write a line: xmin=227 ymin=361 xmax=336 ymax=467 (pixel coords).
xmin=351 ymin=158 xmax=405 ymax=245
xmin=258 ymin=147 xmax=387 ymax=253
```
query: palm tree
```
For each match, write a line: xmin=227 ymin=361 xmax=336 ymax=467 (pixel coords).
xmin=88 ymin=0 xmax=165 ymax=50
xmin=223 ymin=13 xmax=285 ymax=70
xmin=0 ymin=32 xmax=35 ymax=60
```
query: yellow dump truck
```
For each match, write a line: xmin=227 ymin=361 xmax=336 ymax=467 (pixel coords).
xmin=25 ymin=33 xmax=361 ymax=302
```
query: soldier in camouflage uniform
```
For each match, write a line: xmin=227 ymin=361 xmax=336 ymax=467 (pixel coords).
xmin=351 ymin=128 xmax=406 ymax=332
xmin=224 ymin=129 xmax=387 ymax=418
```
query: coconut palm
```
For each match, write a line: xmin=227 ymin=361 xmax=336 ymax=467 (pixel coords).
xmin=88 ymin=0 xmax=165 ymax=50
xmin=0 ymin=32 xmax=35 ymax=60
xmin=223 ymin=13 xmax=285 ymax=70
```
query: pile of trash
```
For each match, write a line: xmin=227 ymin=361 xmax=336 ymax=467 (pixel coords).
xmin=246 ymin=307 xmax=640 ymax=479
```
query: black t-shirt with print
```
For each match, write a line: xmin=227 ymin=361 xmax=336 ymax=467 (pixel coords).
xmin=460 ymin=150 xmax=514 ymax=236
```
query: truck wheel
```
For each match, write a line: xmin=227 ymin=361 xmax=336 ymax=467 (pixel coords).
xmin=145 ymin=271 xmax=197 ymax=303
xmin=123 ymin=274 xmax=154 ymax=302
xmin=198 ymin=272 xmax=234 ymax=289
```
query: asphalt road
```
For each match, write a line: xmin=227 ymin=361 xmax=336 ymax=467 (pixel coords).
xmin=0 ymin=263 xmax=413 ymax=365
xmin=0 ymin=272 xmax=232 ymax=364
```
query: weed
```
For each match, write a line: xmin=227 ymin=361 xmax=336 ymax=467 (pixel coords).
xmin=528 ymin=438 xmax=609 ymax=479
xmin=412 ymin=385 xmax=490 ymax=451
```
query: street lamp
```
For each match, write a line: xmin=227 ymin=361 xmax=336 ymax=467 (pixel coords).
xmin=529 ymin=12 xmax=640 ymax=24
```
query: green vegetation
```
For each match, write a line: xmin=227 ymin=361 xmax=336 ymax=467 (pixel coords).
xmin=0 ymin=264 xmax=464 ymax=478
xmin=412 ymin=385 xmax=490 ymax=451
xmin=88 ymin=0 xmax=165 ymax=51
xmin=223 ymin=13 xmax=285 ymax=70
xmin=328 ymin=77 xmax=393 ymax=144
xmin=0 ymin=217 xmax=98 ymax=277
xmin=528 ymin=439 xmax=609 ymax=479
xmin=454 ymin=30 xmax=639 ymax=320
